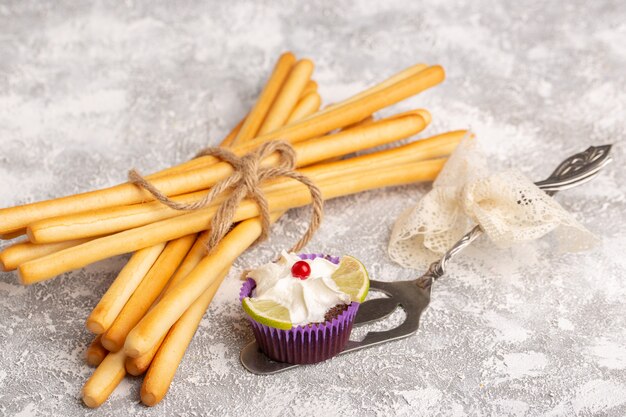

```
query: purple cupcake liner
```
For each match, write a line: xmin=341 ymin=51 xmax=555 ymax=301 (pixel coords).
xmin=239 ymin=253 xmax=360 ymax=365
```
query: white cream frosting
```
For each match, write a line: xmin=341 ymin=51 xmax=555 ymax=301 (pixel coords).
xmin=247 ymin=251 xmax=351 ymax=326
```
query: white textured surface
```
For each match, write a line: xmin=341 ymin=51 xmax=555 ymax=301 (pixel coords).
xmin=1 ymin=1 xmax=625 ymax=416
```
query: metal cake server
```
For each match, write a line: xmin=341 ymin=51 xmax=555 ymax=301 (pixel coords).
xmin=240 ymin=145 xmax=613 ymax=375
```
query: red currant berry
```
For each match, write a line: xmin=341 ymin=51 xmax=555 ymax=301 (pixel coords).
xmin=291 ymin=260 xmax=311 ymax=280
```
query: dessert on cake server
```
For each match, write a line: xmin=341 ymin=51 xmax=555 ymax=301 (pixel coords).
xmin=240 ymin=251 xmax=369 ymax=364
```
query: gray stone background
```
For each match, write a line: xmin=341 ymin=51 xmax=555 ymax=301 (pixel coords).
xmin=1 ymin=1 xmax=625 ymax=416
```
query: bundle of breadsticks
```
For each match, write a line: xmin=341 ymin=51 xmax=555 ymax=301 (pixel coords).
xmin=0 ymin=52 xmax=466 ymax=407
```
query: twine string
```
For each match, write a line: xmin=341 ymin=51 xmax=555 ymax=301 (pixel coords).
xmin=128 ymin=140 xmax=323 ymax=252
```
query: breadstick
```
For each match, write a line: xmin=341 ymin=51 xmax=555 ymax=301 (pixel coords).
xmin=18 ymin=158 xmax=444 ymax=285
xmin=85 ymin=335 xmax=108 ymax=367
xmin=81 ymin=350 xmax=126 ymax=408
xmin=141 ymin=268 xmax=228 ymax=406
xmin=342 ymin=115 xmax=375 ymax=130
xmin=100 ymin=235 xmax=195 ymax=351
xmin=124 ymin=212 xmax=283 ymax=358
xmin=125 ymin=335 xmax=164 ymax=376
xmin=295 ymin=130 xmax=465 ymax=182
xmin=301 ymin=80 xmax=317 ymax=97
xmin=257 ymin=59 xmax=314 ymax=134
xmin=286 ymin=92 xmax=322 ymax=124
xmin=0 ymin=162 xmax=229 ymax=238
xmin=110 ymin=236 xmax=198 ymax=374
xmin=28 ymin=114 xmax=428 ymax=243
xmin=234 ymin=52 xmax=296 ymax=143
xmin=0 ymin=238 xmax=90 ymax=271
xmin=0 ymin=65 xmax=443 ymax=235
xmin=293 ymin=113 xmax=427 ymax=166
xmin=124 ymin=231 xmax=211 ymax=375
xmin=250 ymin=65 xmax=443 ymax=145
xmin=309 ymin=63 xmax=428 ymax=118
xmin=85 ymin=243 xmax=166 ymax=334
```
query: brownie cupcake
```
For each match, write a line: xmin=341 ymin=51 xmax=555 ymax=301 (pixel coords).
xmin=240 ymin=251 xmax=369 ymax=364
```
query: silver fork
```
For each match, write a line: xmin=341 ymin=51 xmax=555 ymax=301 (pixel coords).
xmin=240 ymin=145 xmax=613 ymax=375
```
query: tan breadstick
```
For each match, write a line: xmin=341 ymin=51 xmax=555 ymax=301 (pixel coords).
xmin=308 ymin=63 xmax=428 ymax=118
xmin=124 ymin=212 xmax=283 ymax=358
xmin=18 ymin=158 xmax=444 ymax=285
xmin=126 ymin=232 xmax=208 ymax=375
xmin=28 ymin=114 xmax=428 ymax=243
xmin=295 ymin=130 xmax=465 ymax=183
xmin=389 ymin=108 xmax=432 ymax=124
xmin=123 ymin=229 xmax=210 ymax=375
xmin=234 ymin=52 xmax=296 ymax=143
xmin=124 ymin=230 xmax=212 ymax=375
xmin=297 ymin=63 xmax=425 ymax=127
xmin=141 ymin=268 xmax=228 ymax=405
xmin=20 ymin=163 xmax=233 ymax=243
xmin=301 ymin=80 xmax=318 ymax=97
xmin=318 ymin=115 xmax=376 ymax=165
xmin=85 ymin=243 xmax=166 ymax=334
xmin=125 ymin=334 xmax=165 ymax=376
xmin=85 ymin=335 xmax=109 ymax=367
xmin=250 ymin=65 xmax=443 ymax=145
xmin=81 ymin=350 xmax=126 ymax=408
xmin=257 ymin=59 xmax=314 ymax=134
xmin=0 ymin=65 xmax=443 ymax=235
xmin=100 ymin=235 xmax=195 ymax=351
xmin=308 ymin=109 xmax=425 ymax=171
xmin=0 ymin=162 xmax=228 ymax=239
xmin=286 ymin=92 xmax=322 ymax=124
xmin=292 ymin=113 xmax=427 ymax=167
xmin=0 ymin=238 xmax=90 ymax=271
xmin=226 ymin=67 xmax=434 ymax=155
xmin=342 ymin=115 xmax=375 ymax=131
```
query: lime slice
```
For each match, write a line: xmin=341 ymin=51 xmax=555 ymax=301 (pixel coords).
xmin=242 ymin=297 xmax=292 ymax=330
xmin=331 ymin=255 xmax=369 ymax=302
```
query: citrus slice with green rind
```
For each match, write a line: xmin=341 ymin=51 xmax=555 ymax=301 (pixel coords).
xmin=331 ymin=255 xmax=369 ymax=302
xmin=242 ymin=297 xmax=292 ymax=330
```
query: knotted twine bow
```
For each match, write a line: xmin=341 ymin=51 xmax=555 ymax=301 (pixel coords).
xmin=128 ymin=140 xmax=324 ymax=253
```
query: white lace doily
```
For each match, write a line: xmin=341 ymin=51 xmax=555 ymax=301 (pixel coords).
xmin=389 ymin=135 xmax=598 ymax=270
